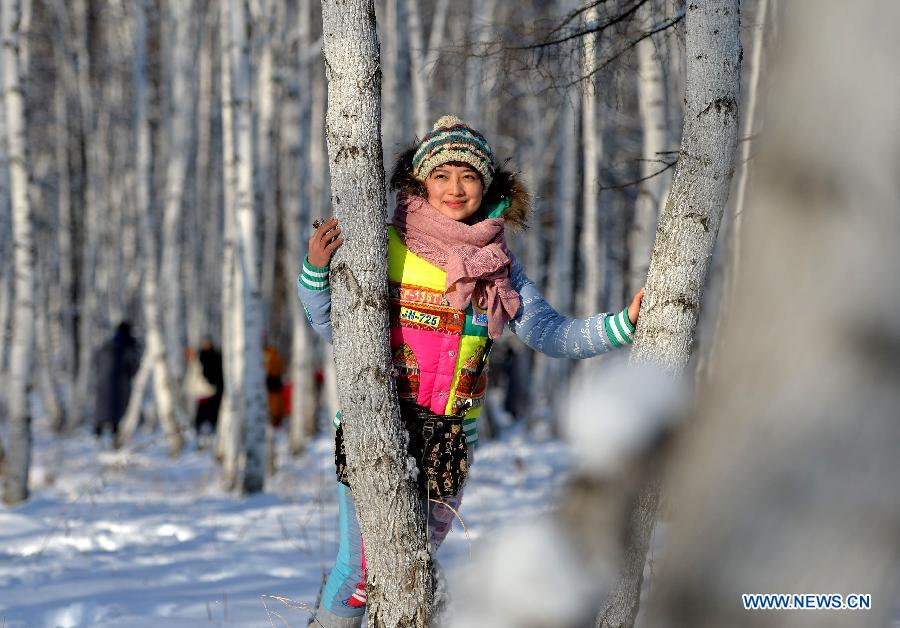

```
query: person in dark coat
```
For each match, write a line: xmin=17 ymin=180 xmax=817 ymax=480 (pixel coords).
xmin=195 ymin=336 xmax=224 ymax=441
xmin=93 ymin=322 xmax=141 ymax=438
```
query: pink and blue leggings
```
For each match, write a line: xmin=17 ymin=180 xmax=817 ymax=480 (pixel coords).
xmin=314 ymin=482 xmax=463 ymax=627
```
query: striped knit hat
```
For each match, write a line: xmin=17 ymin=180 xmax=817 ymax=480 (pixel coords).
xmin=412 ymin=115 xmax=495 ymax=188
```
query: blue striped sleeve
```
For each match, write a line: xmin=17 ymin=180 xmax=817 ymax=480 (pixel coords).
xmin=506 ymin=255 xmax=632 ymax=358
xmin=297 ymin=256 xmax=333 ymax=344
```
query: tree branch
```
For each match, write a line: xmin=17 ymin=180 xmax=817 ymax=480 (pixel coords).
xmin=599 ymin=159 xmax=678 ymax=191
xmin=517 ymin=0 xmax=648 ymax=51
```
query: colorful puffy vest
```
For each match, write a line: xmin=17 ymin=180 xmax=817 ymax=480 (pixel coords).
xmin=387 ymin=227 xmax=494 ymax=447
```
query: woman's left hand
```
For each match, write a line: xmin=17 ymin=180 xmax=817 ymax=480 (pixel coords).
xmin=627 ymin=287 xmax=645 ymax=326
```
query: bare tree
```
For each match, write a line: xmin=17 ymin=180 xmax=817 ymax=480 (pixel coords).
xmin=229 ymin=0 xmax=268 ymax=494
xmin=405 ymin=0 xmax=449 ymax=138
xmin=320 ymin=0 xmax=433 ymax=625
xmin=647 ymin=2 xmax=900 ymax=626
xmin=463 ymin=0 xmax=495 ymax=127
xmin=283 ymin=0 xmax=318 ymax=456
xmin=160 ymin=0 xmax=193 ymax=384
xmin=118 ymin=0 xmax=185 ymax=456
xmin=68 ymin=0 xmax=102 ymax=434
xmin=1 ymin=0 xmax=33 ymax=505
xmin=216 ymin=0 xmax=241 ymax=485
xmin=598 ymin=1 xmax=742 ymax=626
xmin=628 ymin=0 xmax=673 ymax=298
xmin=712 ymin=0 xmax=769 ymax=362
xmin=578 ymin=4 xmax=602 ymax=317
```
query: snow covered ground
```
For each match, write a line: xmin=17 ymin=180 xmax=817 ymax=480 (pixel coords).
xmin=0 ymin=417 xmax=570 ymax=627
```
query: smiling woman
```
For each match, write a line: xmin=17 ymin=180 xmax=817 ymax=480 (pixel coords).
xmin=298 ymin=113 xmax=644 ymax=628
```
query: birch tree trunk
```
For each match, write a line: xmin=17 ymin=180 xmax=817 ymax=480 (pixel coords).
xmin=381 ymin=0 xmax=411 ymax=155
xmin=68 ymin=0 xmax=99 ymax=433
xmin=309 ymin=48 xmax=341 ymax=422
xmin=193 ymin=6 xmax=217 ymax=344
xmin=121 ymin=0 xmax=185 ymax=456
xmin=230 ymin=0 xmax=268 ymax=494
xmin=254 ymin=0 xmax=279 ymax=325
xmin=534 ymin=95 xmax=577 ymax=421
xmin=648 ymin=3 xmax=900 ymax=626
xmin=160 ymin=0 xmax=192 ymax=383
xmin=628 ymin=0 xmax=672 ymax=298
xmin=283 ymin=0 xmax=317 ymax=456
xmin=578 ymin=5 xmax=601 ymax=317
xmin=630 ymin=0 xmax=741 ymax=371
xmin=1 ymin=0 xmax=33 ymax=505
xmin=35 ymin=271 xmax=64 ymax=432
xmin=716 ymin=0 xmax=769 ymax=346
xmin=217 ymin=0 xmax=242 ymax=487
xmin=598 ymin=1 xmax=741 ymax=626
xmin=0 ymin=12 xmax=9 ymax=387
xmin=404 ymin=0 xmax=449 ymax=138
xmin=463 ymin=0 xmax=494 ymax=127
xmin=320 ymin=1 xmax=432 ymax=625
xmin=51 ymin=8 xmax=76 ymax=422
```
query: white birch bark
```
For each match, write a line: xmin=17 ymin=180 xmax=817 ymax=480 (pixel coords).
xmin=648 ymin=3 xmax=900 ymax=626
xmin=121 ymin=0 xmax=185 ymax=456
xmin=160 ymin=0 xmax=192 ymax=383
xmin=463 ymin=0 xmax=494 ymax=126
xmin=51 ymin=12 xmax=76 ymax=410
xmin=598 ymin=1 xmax=741 ymax=626
xmin=0 ymin=17 xmax=8 ymax=386
xmin=254 ymin=0 xmax=279 ymax=325
xmin=552 ymin=98 xmax=577 ymax=327
xmin=404 ymin=0 xmax=449 ymax=138
xmin=521 ymin=91 xmax=545 ymax=279
xmin=628 ymin=0 xmax=672 ymax=298
xmin=230 ymin=0 xmax=268 ymax=494
xmin=534 ymin=95 xmax=577 ymax=416
xmin=320 ymin=1 xmax=432 ymax=625
xmin=718 ymin=0 xmax=768 ymax=334
xmin=310 ymin=55 xmax=328 ymax=219
xmin=309 ymin=53 xmax=339 ymax=421
xmin=578 ymin=5 xmax=601 ymax=317
xmin=116 ymin=348 xmax=153 ymax=445
xmin=193 ymin=6 xmax=216 ymax=344
xmin=629 ymin=0 xmax=741 ymax=372
xmin=68 ymin=0 xmax=100 ymax=432
xmin=1 ymin=0 xmax=33 ymax=505
xmin=380 ymin=0 xmax=400 ymax=153
xmin=216 ymin=0 xmax=242 ymax=487
xmin=35 ymin=271 xmax=64 ymax=432
xmin=283 ymin=0 xmax=317 ymax=455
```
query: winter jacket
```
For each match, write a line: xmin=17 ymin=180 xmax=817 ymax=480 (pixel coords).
xmin=298 ymin=162 xmax=635 ymax=445
xmin=93 ymin=326 xmax=141 ymax=430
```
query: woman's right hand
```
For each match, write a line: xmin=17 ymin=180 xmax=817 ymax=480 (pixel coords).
xmin=307 ymin=216 xmax=344 ymax=267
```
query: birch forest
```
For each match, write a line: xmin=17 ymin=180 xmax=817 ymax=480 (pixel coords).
xmin=1 ymin=0 xmax=898 ymax=626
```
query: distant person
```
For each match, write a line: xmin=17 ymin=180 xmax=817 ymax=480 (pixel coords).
xmin=93 ymin=322 xmax=141 ymax=440
xmin=264 ymin=343 xmax=285 ymax=428
xmin=191 ymin=336 xmax=223 ymax=448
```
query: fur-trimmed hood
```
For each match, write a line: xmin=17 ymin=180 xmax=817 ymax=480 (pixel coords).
xmin=389 ymin=145 xmax=531 ymax=231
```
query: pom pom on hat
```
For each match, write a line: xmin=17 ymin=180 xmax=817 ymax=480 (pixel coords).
xmin=412 ymin=114 xmax=496 ymax=188
xmin=432 ymin=114 xmax=463 ymax=130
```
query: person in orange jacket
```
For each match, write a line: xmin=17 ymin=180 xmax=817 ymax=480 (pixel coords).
xmin=264 ymin=343 xmax=285 ymax=428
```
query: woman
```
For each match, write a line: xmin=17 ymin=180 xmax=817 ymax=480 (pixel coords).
xmin=298 ymin=115 xmax=643 ymax=628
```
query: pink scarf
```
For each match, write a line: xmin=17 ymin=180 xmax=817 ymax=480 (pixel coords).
xmin=392 ymin=193 xmax=520 ymax=339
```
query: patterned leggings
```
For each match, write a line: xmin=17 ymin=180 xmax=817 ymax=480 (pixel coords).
xmin=314 ymin=482 xmax=464 ymax=627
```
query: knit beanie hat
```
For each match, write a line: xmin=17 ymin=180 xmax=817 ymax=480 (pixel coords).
xmin=412 ymin=115 xmax=496 ymax=189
